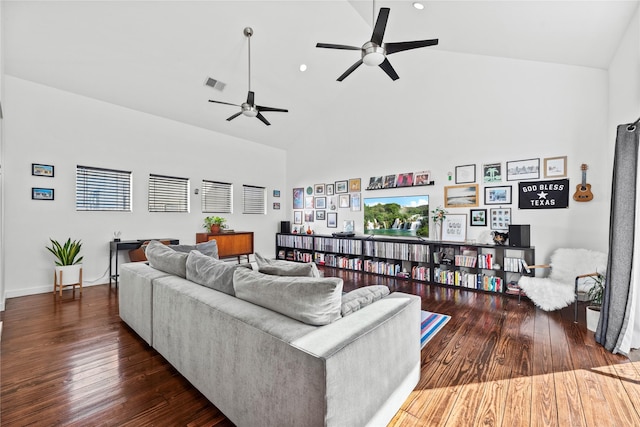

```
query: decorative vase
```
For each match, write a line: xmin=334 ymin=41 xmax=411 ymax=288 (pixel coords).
xmin=210 ymin=224 xmax=221 ymax=234
xmin=586 ymin=306 xmax=601 ymax=332
xmin=434 ymin=223 xmax=442 ymax=240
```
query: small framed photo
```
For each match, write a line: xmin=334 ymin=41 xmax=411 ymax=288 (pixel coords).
xmin=470 ymin=209 xmax=487 ymax=227
xmin=351 ymin=193 xmax=361 ymax=211
xmin=507 ymin=158 xmax=540 ymax=181
xmin=304 ymin=210 xmax=314 ymax=222
xmin=444 ymin=184 xmax=479 ymax=208
xmin=32 ymin=187 xmax=54 ymax=200
xmin=455 ymin=164 xmax=476 ymax=184
xmin=327 ymin=212 xmax=338 ymax=228
xmin=367 ymin=176 xmax=383 ymax=190
xmin=293 ymin=188 xmax=304 ymax=209
xmin=273 ymin=189 xmax=281 ymax=197
xmin=335 ymin=180 xmax=348 ymax=193
xmin=343 ymin=220 xmax=355 ymax=232
xmin=326 ymin=183 xmax=335 ymax=196
xmin=484 ymin=185 xmax=512 ymax=205
xmin=315 ymin=196 xmax=326 ymax=209
xmin=482 ymin=163 xmax=502 ymax=183
xmin=349 ymin=178 xmax=361 ymax=192
xmin=490 ymin=208 xmax=511 ymax=231
xmin=293 ymin=210 xmax=303 ymax=224
xmin=32 ymin=163 xmax=54 ymax=177
xmin=316 ymin=210 xmax=326 ymax=221
xmin=273 ymin=202 xmax=281 ymax=210
xmin=383 ymin=175 xmax=397 ymax=188
xmin=314 ymin=184 xmax=325 ymax=195
xmin=414 ymin=171 xmax=432 ymax=186
xmin=339 ymin=194 xmax=350 ymax=208
xmin=304 ymin=196 xmax=314 ymax=209
xmin=396 ymin=173 xmax=414 ymax=187
xmin=544 ymin=156 xmax=567 ymax=178
xmin=442 ymin=214 xmax=467 ymax=242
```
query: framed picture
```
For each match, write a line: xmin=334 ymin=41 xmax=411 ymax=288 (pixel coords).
xmin=32 ymin=163 xmax=54 ymax=177
xmin=442 ymin=214 xmax=467 ymax=242
xmin=367 ymin=176 xmax=383 ymax=190
xmin=339 ymin=194 xmax=350 ymax=208
xmin=470 ymin=209 xmax=487 ymax=227
xmin=32 ymin=187 xmax=54 ymax=200
xmin=455 ymin=164 xmax=476 ymax=184
xmin=544 ymin=156 xmax=567 ymax=178
xmin=304 ymin=196 xmax=314 ymax=209
xmin=349 ymin=178 xmax=361 ymax=192
xmin=414 ymin=171 xmax=432 ymax=186
xmin=335 ymin=180 xmax=348 ymax=193
xmin=293 ymin=210 xmax=303 ymax=224
xmin=304 ymin=210 xmax=314 ymax=222
xmin=273 ymin=202 xmax=281 ymax=210
xmin=314 ymin=184 xmax=325 ymax=195
xmin=273 ymin=189 xmax=280 ymax=197
xmin=482 ymin=163 xmax=502 ymax=183
xmin=316 ymin=210 xmax=326 ymax=221
xmin=315 ymin=196 xmax=326 ymax=209
xmin=351 ymin=193 xmax=361 ymax=211
xmin=490 ymin=208 xmax=512 ymax=231
xmin=293 ymin=188 xmax=304 ymax=209
xmin=444 ymin=184 xmax=479 ymax=208
xmin=396 ymin=173 xmax=414 ymax=187
xmin=383 ymin=175 xmax=397 ymax=188
xmin=328 ymin=196 xmax=337 ymax=210
xmin=327 ymin=212 xmax=338 ymax=228
xmin=306 ymin=186 xmax=313 ymax=195
xmin=484 ymin=185 xmax=512 ymax=205
xmin=343 ymin=220 xmax=355 ymax=232
xmin=326 ymin=183 xmax=335 ymax=196
xmin=507 ymin=158 xmax=540 ymax=181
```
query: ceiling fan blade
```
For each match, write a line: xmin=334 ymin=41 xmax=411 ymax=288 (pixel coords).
xmin=371 ymin=7 xmax=390 ymax=46
xmin=246 ymin=91 xmax=255 ymax=106
xmin=256 ymin=112 xmax=271 ymax=126
xmin=209 ymin=99 xmax=240 ymax=107
xmin=316 ymin=43 xmax=361 ymax=51
xmin=257 ymin=105 xmax=288 ymax=113
xmin=337 ymin=59 xmax=364 ymax=82
xmin=226 ymin=111 xmax=243 ymax=121
xmin=385 ymin=39 xmax=439 ymax=55
xmin=379 ymin=58 xmax=399 ymax=81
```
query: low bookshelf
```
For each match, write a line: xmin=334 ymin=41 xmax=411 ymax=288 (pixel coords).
xmin=275 ymin=233 xmax=535 ymax=296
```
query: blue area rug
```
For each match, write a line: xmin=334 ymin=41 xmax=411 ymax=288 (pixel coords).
xmin=421 ymin=310 xmax=451 ymax=349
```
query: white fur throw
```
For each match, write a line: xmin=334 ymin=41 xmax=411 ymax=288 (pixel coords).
xmin=518 ymin=248 xmax=607 ymax=311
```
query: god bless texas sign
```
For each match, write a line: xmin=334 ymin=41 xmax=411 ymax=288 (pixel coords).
xmin=518 ymin=179 xmax=569 ymax=209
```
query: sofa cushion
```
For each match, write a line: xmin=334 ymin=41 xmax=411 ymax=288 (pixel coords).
xmin=254 ymin=252 xmax=320 ymax=277
xmin=171 ymin=240 xmax=219 ymax=259
xmin=145 ymin=240 xmax=188 ymax=278
xmin=186 ymin=250 xmax=251 ymax=296
xmin=341 ymin=285 xmax=390 ymax=317
xmin=233 ymin=268 xmax=343 ymax=326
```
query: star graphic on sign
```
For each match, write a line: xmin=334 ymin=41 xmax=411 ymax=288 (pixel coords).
xmin=537 ymin=191 xmax=549 ymax=199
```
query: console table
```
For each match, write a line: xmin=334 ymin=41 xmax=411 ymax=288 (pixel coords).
xmin=196 ymin=231 xmax=254 ymax=263
xmin=109 ymin=238 xmax=179 ymax=286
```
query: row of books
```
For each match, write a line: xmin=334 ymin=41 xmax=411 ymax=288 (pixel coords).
xmin=278 ymin=249 xmax=313 ymax=263
xmin=411 ymin=266 xmax=430 ymax=281
xmin=363 ymin=260 xmax=403 ymax=276
xmin=454 ymin=255 xmax=477 ymax=268
xmin=314 ymin=237 xmax=362 ymax=255
xmin=276 ymin=234 xmax=314 ymax=250
xmin=362 ymin=241 xmax=430 ymax=262
xmin=478 ymin=253 xmax=494 ymax=269
xmin=504 ymin=257 xmax=527 ymax=272
xmin=316 ymin=254 xmax=362 ymax=270
xmin=433 ymin=268 xmax=504 ymax=291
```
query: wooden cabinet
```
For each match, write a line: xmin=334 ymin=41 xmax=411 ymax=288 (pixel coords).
xmin=196 ymin=232 xmax=254 ymax=262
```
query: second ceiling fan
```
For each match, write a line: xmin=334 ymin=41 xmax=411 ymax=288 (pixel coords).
xmin=316 ymin=7 xmax=439 ymax=81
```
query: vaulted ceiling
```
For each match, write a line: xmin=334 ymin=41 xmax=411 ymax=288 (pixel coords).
xmin=4 ymin=1 xmax=638 ymax=149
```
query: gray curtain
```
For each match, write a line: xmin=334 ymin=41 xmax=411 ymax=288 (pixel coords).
xmin=596 ymin=123 xmax=639 ymax=352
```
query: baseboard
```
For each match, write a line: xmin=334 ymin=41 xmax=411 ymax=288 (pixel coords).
xmin=4 ymin=281 xmax=107 ymax=300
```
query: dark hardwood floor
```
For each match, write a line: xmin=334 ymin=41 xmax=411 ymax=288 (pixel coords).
xmin=2 ymin=268 xmax=640 ymax=426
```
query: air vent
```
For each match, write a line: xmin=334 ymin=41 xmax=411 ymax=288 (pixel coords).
xmin=205 ymin=77 xmax=226 ymax=91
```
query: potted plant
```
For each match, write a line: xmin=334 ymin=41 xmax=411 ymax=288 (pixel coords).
xmin=586 ymin=273 xmax=605 ymax=332
xmin=203 ymin=216 xmax=227 ymax=234
xmin=46 ymin=238 xmax=83 ymax=285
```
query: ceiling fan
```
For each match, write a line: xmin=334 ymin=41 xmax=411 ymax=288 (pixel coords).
xmin=208 ymin=27 xmax=288 ymax=126
xmin=316 ymin=6 xmax=439 ymax=81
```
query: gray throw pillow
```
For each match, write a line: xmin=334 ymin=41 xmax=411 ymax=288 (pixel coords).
xmin=170 ymin=240 xmax=219 ymax=259
xmin=145 ymin=240 xmax=189 ymax=278
xmin=233 ymin=268 xmax=343 ymax=326
xmin=186 ymin=250 xmax=251 ymax=296
xmin=341 ymin=285 xmax=390 ymax=317
xmin=254 ymin=252 xmax=320 ymax=277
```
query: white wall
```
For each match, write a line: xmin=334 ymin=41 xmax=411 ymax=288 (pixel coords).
xmin=2 ymin=76 xmax=287 ymax=299
xmin=287 ymin=50 xmax=611 ymax=267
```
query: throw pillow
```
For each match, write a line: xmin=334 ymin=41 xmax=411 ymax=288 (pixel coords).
xmin=145 ymin=240 xmax=189 ymax=278
xmin=254 ymin=252 xmax=320 ymax=277
xmin=186 ymin=250 xmax=251 ymax=296
xmin=341 ymin=285 xmax=390 ymax=317
xmin=171 ymin=240 xmax=219 ymax=259
xmin=233 ymin=268 xmax=343 ymax=326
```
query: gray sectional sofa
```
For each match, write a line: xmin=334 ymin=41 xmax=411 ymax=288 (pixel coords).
xmin=119 ymin=241 xmax=421 ymax=427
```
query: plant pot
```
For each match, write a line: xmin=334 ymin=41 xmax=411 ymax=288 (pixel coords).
xmin=55 ymin=264 xmax=82 ymax=285
xmin=586 ymin=305 xmax=601 ymax=332
xmin=210 ymin=224 xmax=221 ymax=234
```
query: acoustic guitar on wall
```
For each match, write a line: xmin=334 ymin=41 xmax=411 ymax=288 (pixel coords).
xmin=573 ymin=163 xmax=593 ymax=202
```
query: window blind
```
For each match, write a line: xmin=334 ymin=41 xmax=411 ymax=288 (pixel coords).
xmin=148 ymin=174 xmax=189 ymax=213
xmin=202 ymin=180 xmax=233 ymax=213
xmin=243 ymin=184 xmax=266 ymax=214
xmin=76 ymin=165 xmax=132 ymax=211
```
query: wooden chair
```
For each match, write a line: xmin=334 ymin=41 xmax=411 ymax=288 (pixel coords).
xmin=53 ymin=267 xmax=83 ymax=297
xmin=517 ymin=248 xmax=606 ymax=322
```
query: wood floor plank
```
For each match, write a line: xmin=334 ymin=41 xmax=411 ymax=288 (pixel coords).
xmin=530 ymin=308 xmax=558 ymax=427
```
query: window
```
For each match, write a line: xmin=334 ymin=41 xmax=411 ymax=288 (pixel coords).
xmin=76 ymin=165 xmax=132 ymax=211
xmin=202 ymin=180 xmax=233 ymax=213
xmin=243 ymin=185 xmax=266 ymax=214
xmin=148 ymin=174 xmax=189 ymax=212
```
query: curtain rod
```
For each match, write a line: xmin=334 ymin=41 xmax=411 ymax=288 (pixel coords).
xmin=628 ymin=117 xmax=640 ymax=131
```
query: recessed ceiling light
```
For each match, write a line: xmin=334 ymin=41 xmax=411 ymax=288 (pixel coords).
xmin=299 ymin=64 xmax=307 ymax=72
xmin=413 ymin=2 xmax=424 ymax=10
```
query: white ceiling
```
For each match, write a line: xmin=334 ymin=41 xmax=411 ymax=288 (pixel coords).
xmin=4 ymin=0 xmax=639 ymax=150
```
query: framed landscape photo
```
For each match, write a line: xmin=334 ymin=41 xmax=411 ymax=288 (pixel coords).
xmin=470 ymin=209 xmax=487 ymax=227
xmin=349 ymin=178 xmax=361 ymax=192
xmin=507 ymin=158 xmax=540 ymax=181
xmin=315 ymin=196 xmax=326 ymax=209
xmin=335 ymin=180 xmax=348 ymax=193
xmin=484 ymin=185 xmax=512 ymax=205
xmin=490 ymin=208 xmax=511 ymax=231
xmin=293 ymin=210 xmax=303 ymax=224
xmin=32 ymin=187 xmax=54 ymax=200
xmin=444 ymin=184 xmax=479 ymax=208
xmin=544 ymin=156 xmax=567 ymax=178
xmin=482 ymin=163 xmax=502 ymax=183
xmin=455 ymin=164 xmax=476 ymax=184
xmin=327 ymin=212 xmax=338 ymax=228
xmin=442 ymin=214 xmax=467 ymax=242
xmin=32 ymin=163 xmax=54 ymax=177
